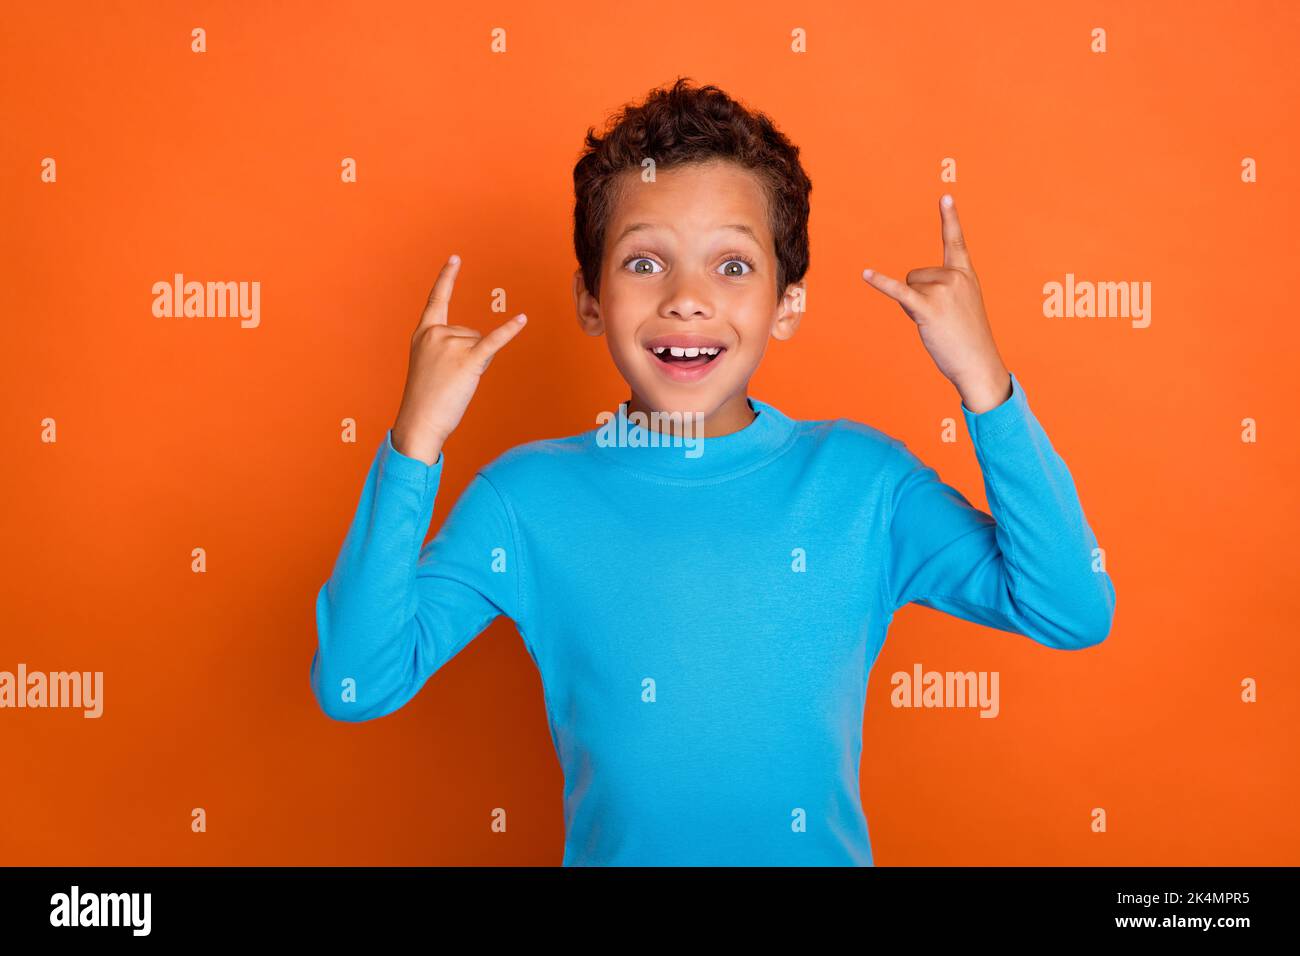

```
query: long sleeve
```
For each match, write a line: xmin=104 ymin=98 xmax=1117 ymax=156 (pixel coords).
xmin=884 ymin=371 xmax=1116 ymax=649
xmin=310 ymin=429 xmax=525 ymax=722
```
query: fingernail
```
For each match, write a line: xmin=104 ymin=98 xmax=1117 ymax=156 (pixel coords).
xmin=862 ymin=268 xmax=875 ymax=279
xmin=941 ymin=194 xmax=953 ymax=207
xmin=449 ymin=254 xmax=461 ymax=264
xmin=516 ymin=314 xmax=527 ymax=323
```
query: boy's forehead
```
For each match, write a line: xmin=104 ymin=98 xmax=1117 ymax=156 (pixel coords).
xmin=608 ymin=164 xmax=771 ymax=243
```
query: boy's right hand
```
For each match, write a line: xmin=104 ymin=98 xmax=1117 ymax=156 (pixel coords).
xmin=391 ymin=255 xmax=528 ymax=465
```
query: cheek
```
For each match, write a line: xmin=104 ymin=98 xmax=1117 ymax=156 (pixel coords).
xmin=598 ymin=281 xmax=643 ymax=324
xmin=599 ymin=314 xmax=646 ymax=366
xmin=598 ymin=320 xmax=635 ymax=358
xmin=729 ymin=299 xmax=776 ymax=347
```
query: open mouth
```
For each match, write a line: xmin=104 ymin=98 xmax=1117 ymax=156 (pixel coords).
xmin=642 ymin=334 xmax=730 ymax=383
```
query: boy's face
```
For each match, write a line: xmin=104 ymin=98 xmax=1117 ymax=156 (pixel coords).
xmin=574 ymin=160 xmax=804 ymax=422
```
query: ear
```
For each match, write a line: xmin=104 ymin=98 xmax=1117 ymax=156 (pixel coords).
xmin=770 ymin=278 xmax=806 ymax=342
xmin=574 ymin=267 xmax=604 ymax=336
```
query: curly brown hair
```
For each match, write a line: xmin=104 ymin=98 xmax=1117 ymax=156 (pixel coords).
xmin=572 ymin=76 xmax=812 ymax=303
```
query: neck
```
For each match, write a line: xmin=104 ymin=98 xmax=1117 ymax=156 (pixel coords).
xmin=589 ymin=392 xmax=799 ymax=482
xmin=622 ymin=390 xmax=757 ymax=438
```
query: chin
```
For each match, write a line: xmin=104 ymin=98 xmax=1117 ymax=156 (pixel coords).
xmin=637 ymin=375 xmax=730 ymax=413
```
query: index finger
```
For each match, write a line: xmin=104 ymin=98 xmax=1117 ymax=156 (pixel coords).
xmin=416 ymin=254 xmax=462 ymax=331
xmin=939 ymin=195 xmax=973 ymax=271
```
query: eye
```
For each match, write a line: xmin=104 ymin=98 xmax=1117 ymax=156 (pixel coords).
xmin=719 ymin=256 xmax=756 ymax=277
xmin=623 ymin=254 xmax=663 ymax=275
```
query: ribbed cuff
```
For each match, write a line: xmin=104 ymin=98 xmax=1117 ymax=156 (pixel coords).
xmin=378 ymin=427 xmax=444 ymax=497
xmin=960 ymin=371 xmax=1028 ymax=443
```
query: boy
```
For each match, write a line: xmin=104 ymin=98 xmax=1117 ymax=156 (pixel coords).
xmin=310 ymin=78 xmax=1116 ymax=866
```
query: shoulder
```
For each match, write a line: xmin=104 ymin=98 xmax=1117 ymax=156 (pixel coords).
xmin=473 ymin=431 xmax=593 ymax=491
xmin=788 ymin=409 xmax=913 ymax=471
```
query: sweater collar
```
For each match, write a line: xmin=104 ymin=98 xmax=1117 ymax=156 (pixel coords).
xmin=586 ymin=395 xmax=800 ymax=481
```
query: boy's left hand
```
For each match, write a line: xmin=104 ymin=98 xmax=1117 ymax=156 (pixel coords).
xmin=861 ymin=195 xmax=1011 ymax=415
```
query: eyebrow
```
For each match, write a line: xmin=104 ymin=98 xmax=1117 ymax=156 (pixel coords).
xmin=613 ymin=222 xmax=760 ymax=245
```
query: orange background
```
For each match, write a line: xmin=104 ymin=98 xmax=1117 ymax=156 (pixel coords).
xmin=2 ymin=0 xmax=1297 ymax=866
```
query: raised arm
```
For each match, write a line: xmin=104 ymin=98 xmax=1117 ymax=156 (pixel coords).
xmin=862 ymin=196 xmax=1114 ymax=648
xmin=310 ymin=253 xmax=529 ymax=721
xmin=884 ymin=372 xmax=1115 ymax=649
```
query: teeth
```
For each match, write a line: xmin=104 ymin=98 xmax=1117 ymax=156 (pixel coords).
xmin=652 ymin=346 xmax=721 ymax=357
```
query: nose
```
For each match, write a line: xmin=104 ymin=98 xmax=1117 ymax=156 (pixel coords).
xmin=662 ymin=272 xmax=713 ymax=320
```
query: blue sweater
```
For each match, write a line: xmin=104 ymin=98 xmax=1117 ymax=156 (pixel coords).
xmin=310 ymin=371 xmax=1115 ymax=865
